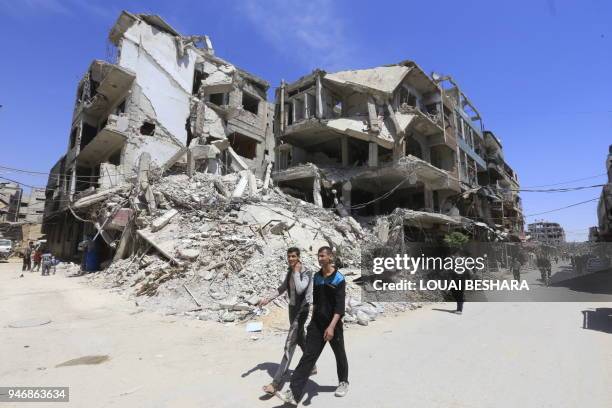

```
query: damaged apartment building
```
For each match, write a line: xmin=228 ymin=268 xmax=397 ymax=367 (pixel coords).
xmin=42 ymin=11 xmax=274 ymax=259
xmin=272 ymin=61 xmax=523 ymax=241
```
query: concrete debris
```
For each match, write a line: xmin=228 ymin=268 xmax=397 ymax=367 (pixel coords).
xmin=151 ymin=209 xmax=178 ymax=232
xmin=83 ymin=167 xmax=387 ymax=324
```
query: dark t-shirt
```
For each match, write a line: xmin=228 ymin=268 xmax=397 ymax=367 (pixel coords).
xmin=312 ymin=268 xmax=346 ymax=325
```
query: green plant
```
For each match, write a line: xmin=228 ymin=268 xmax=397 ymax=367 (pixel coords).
xmin=443 ymin=232 xmax=469 ymax=250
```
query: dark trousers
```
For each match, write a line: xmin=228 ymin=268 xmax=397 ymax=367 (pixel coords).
xmin=271 ymin=304 xmax=309 ymax=387
xmin=22 ymin=256 xmax=31 ymax=271
xmin=452 ymin=275 xmax=465 ymax=312
xmin=290 ymin=320 xmax=348 ymax=401
xmin=451 ymin=287 xmax=464 ymax=312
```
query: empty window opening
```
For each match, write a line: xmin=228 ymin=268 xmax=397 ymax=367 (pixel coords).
xmin=293 ymin=98 xmax=305 ymax=122
xmin=80 ymin=123 xmax=98 ymax=149
xmin=229 ymin=132 xmax=258 ymax=159
xmin=69 ymin=127 xmax=78 ymax=149
xmin=285 ymin=103 xmax=293 ymax=125
xmin=108 ymin=150 xmax=121 ymax=166
xmin=400 ymin=87 xmax=417 ymax=107
xmin=192 ymin=70 xmax=208 ymax=95
xmin=115 ymin=99 xmax=126 ymax=115
xmin=332 ymin=98 xmax=343 ymax=117
xmin=209 ymin=93 xmax=227 ymax=106
xmin=242 ymin=92 xmax=260 ymax=115
xmin=406 ymin=135 xmax=423 ymax=159
xmin=306 ymin=93 xmax=316 ymax=118
xmin=140 ymin=121 xmax=156 ymax=136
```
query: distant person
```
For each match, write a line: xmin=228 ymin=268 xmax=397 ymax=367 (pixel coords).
xmin=41 ymin=252 xmax=53 ymax=276
xmin=258 ymin=247 xmax=314 ymax=395
xmin=32 ymin=248 xmax=42 ymax=272
xmin=22 ymin=242 xmax=33 ymax=272
xmin=276 ymin=246 xmax=349 ymax=406
xmin=511 ymin=257 xmax=521 ymax=281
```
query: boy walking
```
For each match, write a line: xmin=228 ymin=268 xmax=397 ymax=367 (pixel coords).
xmin=259 ymin=247 xmax=313 ymax=394
xmin=277 ymin=246 xmax=349 ymax=405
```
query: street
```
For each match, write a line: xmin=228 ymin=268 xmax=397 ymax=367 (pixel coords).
xmin=1 ymin=259 xmax=611 ymax=408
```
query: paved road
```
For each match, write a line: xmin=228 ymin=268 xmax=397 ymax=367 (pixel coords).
xmin=1 ymin=260 xmax=611 ymax=408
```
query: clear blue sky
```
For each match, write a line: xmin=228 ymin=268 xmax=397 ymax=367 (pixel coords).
xmin=1 ymin=0 xmax=610 ymax=241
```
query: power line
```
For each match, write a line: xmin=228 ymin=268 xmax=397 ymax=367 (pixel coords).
xmin=521 ymin=172 xmax=607 ymax=188
xmin=525 ymin=197 xmax=599 ymax=217
xmin=515 ymin=184 xmax=605 ymax=193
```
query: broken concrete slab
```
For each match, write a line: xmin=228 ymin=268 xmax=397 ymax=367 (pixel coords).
xmin=151 ymin=209 xmax=178 ymax=232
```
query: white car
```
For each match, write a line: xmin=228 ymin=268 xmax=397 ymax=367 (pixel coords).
xmin=0 ymin=238 xmax=13 ymax=260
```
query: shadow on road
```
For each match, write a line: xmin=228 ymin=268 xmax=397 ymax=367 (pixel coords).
xmin=582 ymin=308 xmax=612 ymax=334
xmin=431 ymin=308 xmax=457 ymax=314
xmin=550 ymin=268 xmax=612 ymax=295
xmin=242 ymin=361 xmax=336 ymax=406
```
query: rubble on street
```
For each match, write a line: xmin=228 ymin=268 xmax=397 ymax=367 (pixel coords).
xmin=75 ymin=166 xmax=416 ymax=324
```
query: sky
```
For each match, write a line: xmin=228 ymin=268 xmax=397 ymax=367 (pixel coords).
xmin=0 ymin=0 xmax=610 ymax=241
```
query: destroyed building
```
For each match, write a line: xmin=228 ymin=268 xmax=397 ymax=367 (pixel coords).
xmin=0 ymin=183 xmax=45 ymax=244
xmin=528 ymin=221 xmax=566 ymax=244
xmin=0 ymin=183 xmax=45 ymax=224
xmin=595 ymin=144 xmax=612 ymax=241
xmin=42 ymin=12 xmax=274 ymax=259
xmin=0 ymin=182 xmax=21 ymax=222
xmin=272 ymin=62 xmax=523 ymax=241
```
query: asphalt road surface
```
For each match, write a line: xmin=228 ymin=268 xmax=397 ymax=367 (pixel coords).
xmin=1 ymin=260 xmax=611 ymax=408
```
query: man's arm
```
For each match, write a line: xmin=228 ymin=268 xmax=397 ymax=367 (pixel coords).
xmin=324 ymin=313 xmax=341 ymax=341
xmin=324 ymin=279 xmax=346 ymax=341
xmin=258 ymin=271 xmax=289 ymax=306
xmin=292 ymin=265 xmax=311 ymax=295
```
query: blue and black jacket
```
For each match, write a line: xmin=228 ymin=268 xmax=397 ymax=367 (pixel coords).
xmin=312 ymin=268 xmax=346 ymax=325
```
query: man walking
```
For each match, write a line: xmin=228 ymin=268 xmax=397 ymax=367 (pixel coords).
xmin=277 ymin=246 xmax=349 ymax=406
xmin=22 ymin=242 xmax=33 ymax=272
xmin=259 ymin=247 xmax=313 ymax=395
xmin=511 ymin=257 xmax=521 ymax=281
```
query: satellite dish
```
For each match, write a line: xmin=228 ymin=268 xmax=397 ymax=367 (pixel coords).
xmin=431 ymin=72 xmax=441 ymax=81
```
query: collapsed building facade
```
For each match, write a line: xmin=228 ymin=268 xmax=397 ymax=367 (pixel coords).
xmin=527 ymin=221 xmax=566 ymax=244
xmin=42 ymin=12 xmax=274 ymax=259
xmin=272 ymin=62 xmax=523 ymax=242
xmin=0 ymin=183 xmax=45 ymax=245
xmin=594 ymin=145 xmax=612 ymax=241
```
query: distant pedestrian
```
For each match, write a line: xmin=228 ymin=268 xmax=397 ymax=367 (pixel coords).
xmin=41 ymin=252 xmax=53 ymax=276
xmin=32 ymin=248 xmax=42 ymax=272
xmin=22 ymin=242 xmax=33 ymax=272
xmin=511 ymin=257 xmax=521 ymax=281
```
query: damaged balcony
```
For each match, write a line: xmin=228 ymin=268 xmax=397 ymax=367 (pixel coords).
xmin=77 ymin=114 xmax=127 ymax=168
xmin=75 ymin=60 xmax=135 ymax=119
xmin=348 ymin=155 xmax=460 ymax=194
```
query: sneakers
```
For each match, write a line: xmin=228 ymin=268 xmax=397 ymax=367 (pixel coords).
xmin=275 ymin=389 xmax=298 ymax=406
xmin=455 ymin=310 xmax=463 ymax=315
xmin=335 ymin=381 xmax=349 ymax=397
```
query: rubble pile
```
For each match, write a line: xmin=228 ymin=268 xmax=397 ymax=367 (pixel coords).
xmin=83 ymin=169 xmax=411 ymax=323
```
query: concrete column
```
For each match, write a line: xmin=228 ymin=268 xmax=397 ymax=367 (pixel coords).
xmin=279 ymin=80 xmax=285 ymax=133
xmin=367 ymin=97 xmax=379 ymax=132
xmin=313 ymin=173 xmax=323 ymax=207
xmin=342 ymin=181 xmax=352 ymax=214
xmin=368 ymin=142 xmax=378 ymax=167
xmin=316 ymin=74 xmax=323 ymax=119
xmin=341 ymin=136 xmax=349 ymax=166
xmin=424 ymin=187 xmax=434 ymax=211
